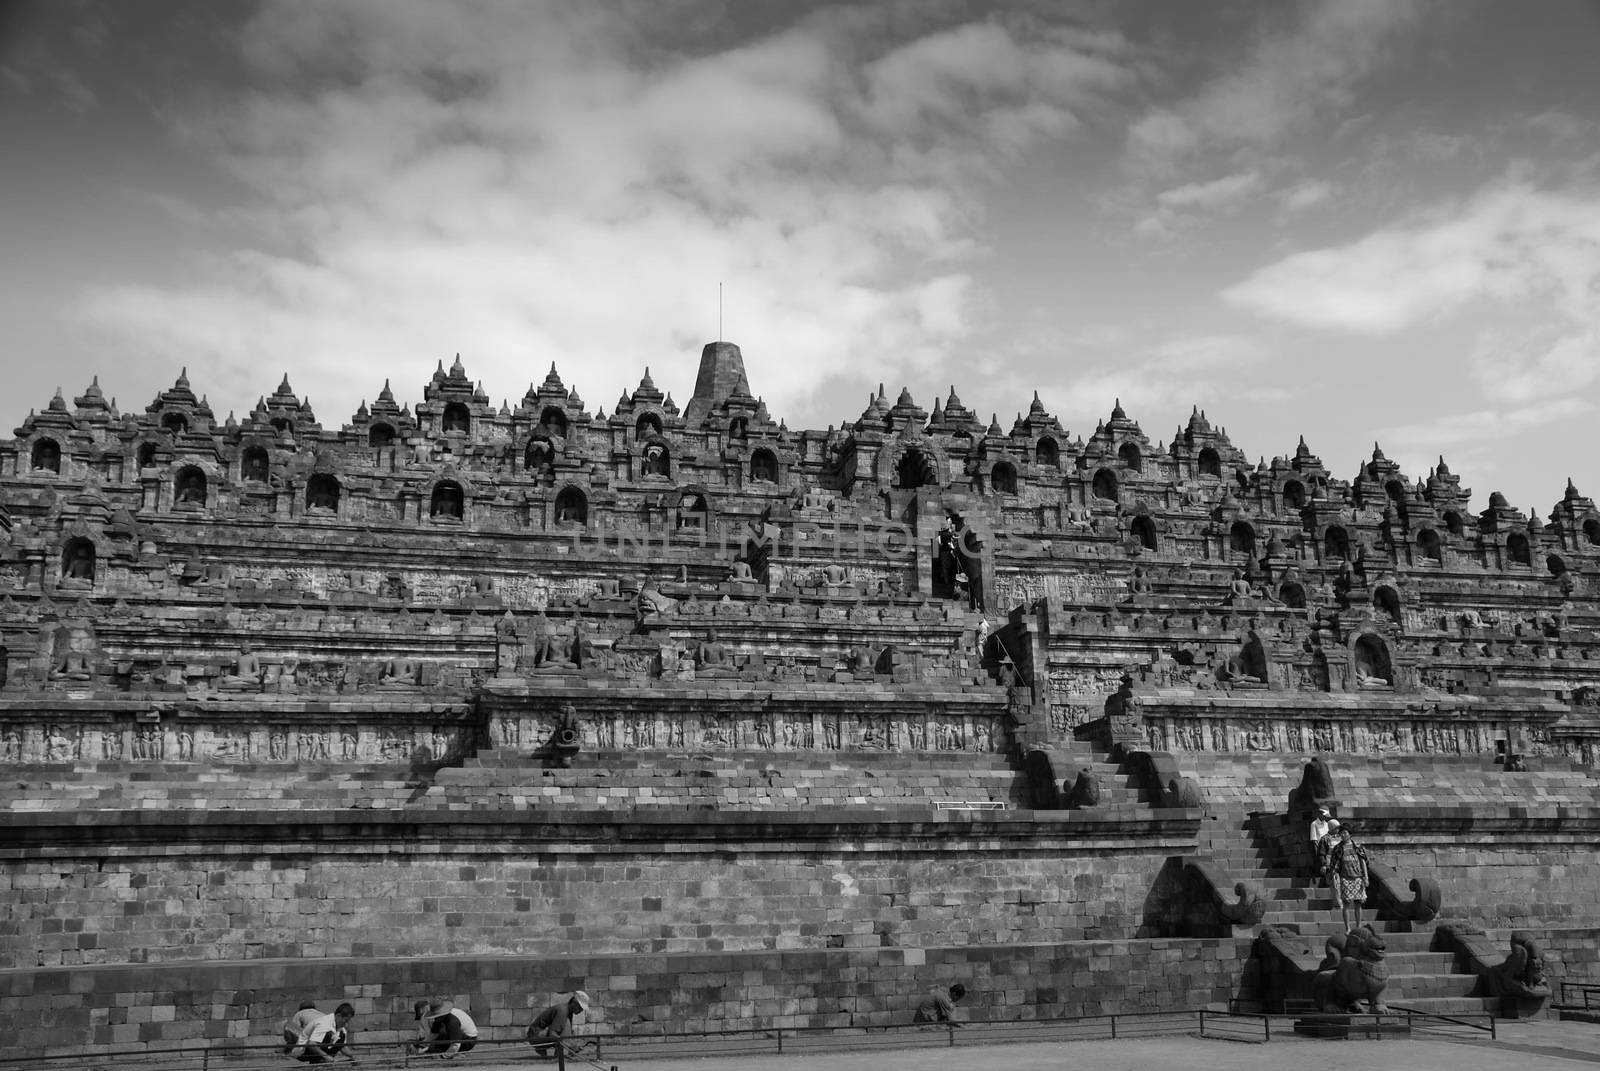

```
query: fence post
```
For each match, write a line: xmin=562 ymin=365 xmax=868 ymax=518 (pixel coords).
xmin=557 ymin=1038 xmax=567 ymax=1071
xmin=1263 ymin=1014 xmax=1270 ymax=1042
xmin=1489 ymin=1014 xmax=1496 ymax=1041
xmin=1110 ymin=1014 xmax=1117 ymax=1040
xmin=1198 ymin=1009 xmax=1205 ymax=1037
xmin=947 ymin=1020 xmax=955 ymax=1047
xmin=777 ymin=1028 xmax=783 ymax=1055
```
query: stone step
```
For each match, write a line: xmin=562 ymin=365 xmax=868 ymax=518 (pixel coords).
xmin=1385 ymin=973 xmax=1480 ymax=998
xmin=1387 ymin=996 xmax=1502 ymax=1017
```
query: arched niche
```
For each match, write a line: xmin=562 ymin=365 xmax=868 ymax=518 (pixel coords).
xmin=1506 ymin=532 xmax=1532 ymax=566
xmin=641 ymin=441 xmax=671 ymax=479
xmin=1230 ymin=520 xmax=1256 ymax=557
xmin=369 ymin=423 xmax=395 ymax=447
xmin=270 ymin=417 xmax=294 ymax=437
xmin=1197 ymin=447 xmax=1221 ymax=477
xmin=1443 ymin=510 xmax=1465 ymax=537
xmin=1585 ymin=519 xmax=1600 ymax=546
xmin=1548 ymin=554 xmax=1567 ymax=576
xmin=1373 ymin=585 xmax=1401 ymax=621
xmin=1036 ymin=437 xmax=1059 ymax=468
xmin=1131 ymin=515 xmax=1157 ymax=551
xmin=162 ymin=412 xmax=189 ymax=434
xmin=241 ymin=446 xmax=270 ymax=483
xmin=174 ymin=465 xmax=208 ymax=506
xmin=1353 ymin=634 xmax=1393 ymax=686
xmin=1279 ymin=581 xmax=1307 ymax=608
xmin=1324 ymin=526 xmax=1351 ymax=560
xmin=61 ymin=537 xmax=96 ymax=583
xmin=894 ymin=447 xmax=936 ymax=490
xmin=1118 ymin=441 xmax=1142 ymax=472
xmin=749 ymin=448 xmax=778 ymax=484
xmin=991 ymin=461 xmax=1018 ymax=495
xmin=1282 ymin=480 xmax=1306 ymax=509
xmin=554 ymin=486 xmax=587 ymax=526
xmin=305 ymin=474 xmax=341 ymax=514
xmin=676 ymin=490 xmax=707 ymax=530
xmin=525 ymin=436 xmax=554 ymax=474
xmin=636 ymin=412 xmax=663 ymax=438
xmin=31 ymin=438 xmax=61 ymax=473
xmin=138 ymin=442 xmax=159 ymax=470
xmin=430 ymin=480 xmax=465 ymax=519
xmin=1092 ymin=468 xmax=1118 ymax=501
xmin=441 ymin=402 xmax=471 ymax=434
xmin=1417 ymin=528 xmax=1442 ymax=562
xmin=727 ymin=416 xmax=748 ymax=440
xmin=541 ymin=407 xmax=569 ymax=437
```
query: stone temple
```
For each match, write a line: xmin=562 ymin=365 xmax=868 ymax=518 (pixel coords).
xmin=2 ymin=340 xmax=1597 ymax=1055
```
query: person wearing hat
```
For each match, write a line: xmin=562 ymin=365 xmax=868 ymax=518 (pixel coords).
xmin=411 ymin=998 xmax=478 ymax=1059
xmin=526 ymin=991 xmax=590 ymax=1058
xmin=1309 ymin=807 xmax=1335 ymax=881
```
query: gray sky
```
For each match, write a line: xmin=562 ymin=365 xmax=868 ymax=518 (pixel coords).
xmin=4 ymin=0 xmax=1600 ymax=514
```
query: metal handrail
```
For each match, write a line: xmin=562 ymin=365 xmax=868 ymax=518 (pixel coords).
xmin=0 ymin=1003 xmax=1503 ymax=1070
xmin=1559 ymin=979 xmax=1600 ymax=1010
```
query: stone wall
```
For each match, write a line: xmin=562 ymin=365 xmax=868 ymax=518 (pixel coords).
xmin=1 ymin=810 xmax=1198 ymax=971
xmin=0 ymin=937 xmax=1251 ymax=1056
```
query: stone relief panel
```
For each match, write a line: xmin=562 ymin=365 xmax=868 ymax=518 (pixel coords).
xmin=992 ymin=570 xmax=1127 ymax=609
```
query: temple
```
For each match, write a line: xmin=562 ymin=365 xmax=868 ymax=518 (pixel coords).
xmin=2 ymin=341 xmax=1596 ymax=1053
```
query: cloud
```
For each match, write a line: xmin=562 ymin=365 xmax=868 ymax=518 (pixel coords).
xmin=1221 ymin=184 xmax=1600 ymax=346
xmin=1279 ymin=178 xmax=1334 ymax=213
xmin=1136 ymin=170 xmax=1263 ymax=235
xmin=77 ymin=2 xmax=1137 ymax=425
xmin=1126 ymin=0 xmax=1427 ymax=177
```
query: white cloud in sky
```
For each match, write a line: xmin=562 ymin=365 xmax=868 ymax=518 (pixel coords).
xmin=1221 ymin=184 xmax=1600 ymax=410
xmin=79 ymin=1 xmax=1137 ymax=424
xmin=1126 ymin=0 xmax=1426 ymax=177
xmin=1136 ymin=169 xmax=1263 ymax=236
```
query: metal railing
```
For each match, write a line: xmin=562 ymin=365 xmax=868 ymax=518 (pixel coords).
xmin=0 ymin=1004 xmax=1504 ymax=1071
xmin=1559 ymin=980 xmax=1600 ymax=1010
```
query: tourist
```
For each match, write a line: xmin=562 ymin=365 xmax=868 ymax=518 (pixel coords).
xmin=1309 ymin=807 xmax=1334 ymax=881
xmin=290 ymin=1002 xmax=357 ymax=1063
xmin=526 ymin=990 xmax=590 ymax=1058
xmin=1328 ymin=827 xmax=1370 ymax=932
xmin=281 ymin=1001 xmax=320 ymax=1055
xmin=412 ymin=997 xmax=478 ymax=1059
xmin=1314 ymin=818 xmax=1341 ymax=886
xmin=912 ymin=983 xmax=966 ymax=1026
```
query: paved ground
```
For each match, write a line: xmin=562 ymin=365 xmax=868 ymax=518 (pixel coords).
xmin=349 ymin=1018 xmax=1600 ymax=1071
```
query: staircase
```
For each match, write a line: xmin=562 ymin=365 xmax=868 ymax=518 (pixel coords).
xmin=1200 ymin=808 xmax=1501 ymax=1017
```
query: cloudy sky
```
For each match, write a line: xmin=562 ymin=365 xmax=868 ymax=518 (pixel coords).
xmin=4 ymin=0 xmax=1599 ymax=516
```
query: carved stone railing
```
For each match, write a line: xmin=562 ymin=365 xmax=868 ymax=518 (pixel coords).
xmin=1181 ymin=856 xmax=1265 ymax=935
xmin=1365 ymin=857 xmax=1442 ymax=925
xmin=1435 ymin=923 xmax=1552 ymax=1018
xmin=1112 ymin=746 xmax=1202 ymax=808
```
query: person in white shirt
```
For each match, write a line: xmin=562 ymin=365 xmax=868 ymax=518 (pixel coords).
xmin=292 ymin=1003 xmax=356 ymax=1064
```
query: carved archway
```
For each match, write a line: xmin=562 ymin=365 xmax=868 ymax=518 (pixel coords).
xmin=554 ymin=485 xmax=587 ymax=526
xmin=1444 ymin=511 xmax=1465 ymax=537
xmin=991 ymin=461 xmax=1018 ymax=495
xmin=1092 ymin=468 xmax=1118 ymax=501
xmin=1417 ymin=528 xmax=1442 ymax=561
xmin=242 ymin=446 xmax=270 ymax=483
xmin=1282 ymin=480 xmax=1306 ymax=509
xmin=162 ymin=412 xmax=189 ymax=434
xmin=305 ymin=474 xmax=341 ymax=514
xmin=430 ymin=480 xmax=465 ymax=519
xmin=749 ymin=448 xmax=778 ymax=483
xmin=138 ymin=442 xmax=159 ymax=470
xmin=641 ymin=439 xmax=671 ymax=479
xmin=541 ymin=407 xmax=569 ymax=437
xmin=894 ymin=447 xmax=937 ymax=490
xmin=525 ymin=436 xmax=554 ymax=474
xmin=1353 ymin=634 xmax=1393 ymax=686
xmin=1373 ymin=585 xmax=1401 ymax=621
xmin=1197 ymin=447 xmax=1221 ymax=477
xmin=1230 ymin=520 xmax=1256 ymax=557
xmin=31 ymin=438 xmax=60 ymax=473
xmin=1118 ymin=441 xmax=1142 ymax=473
xmin=1324 ymin=526 xmax=1351 ymax=559
xmin=441 ymin=402 xmax=471 ymax=434
xmin=369 ymin=423 xmax=395 ymax=447
xmin=61 ymin=537 xmax=96 ymax=582
xmin=1036 ymin=437 xmax=1059 ymax=468
xmin=1131 ymin=515 xmax=1158 ymax=551
xmin=1507 ymin=533 xmax=1532 ymax=566
xmin=174 ymin=465 xmax=208 ymax=507
xmin=636 ymin=412 xmax=663 ymax=438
